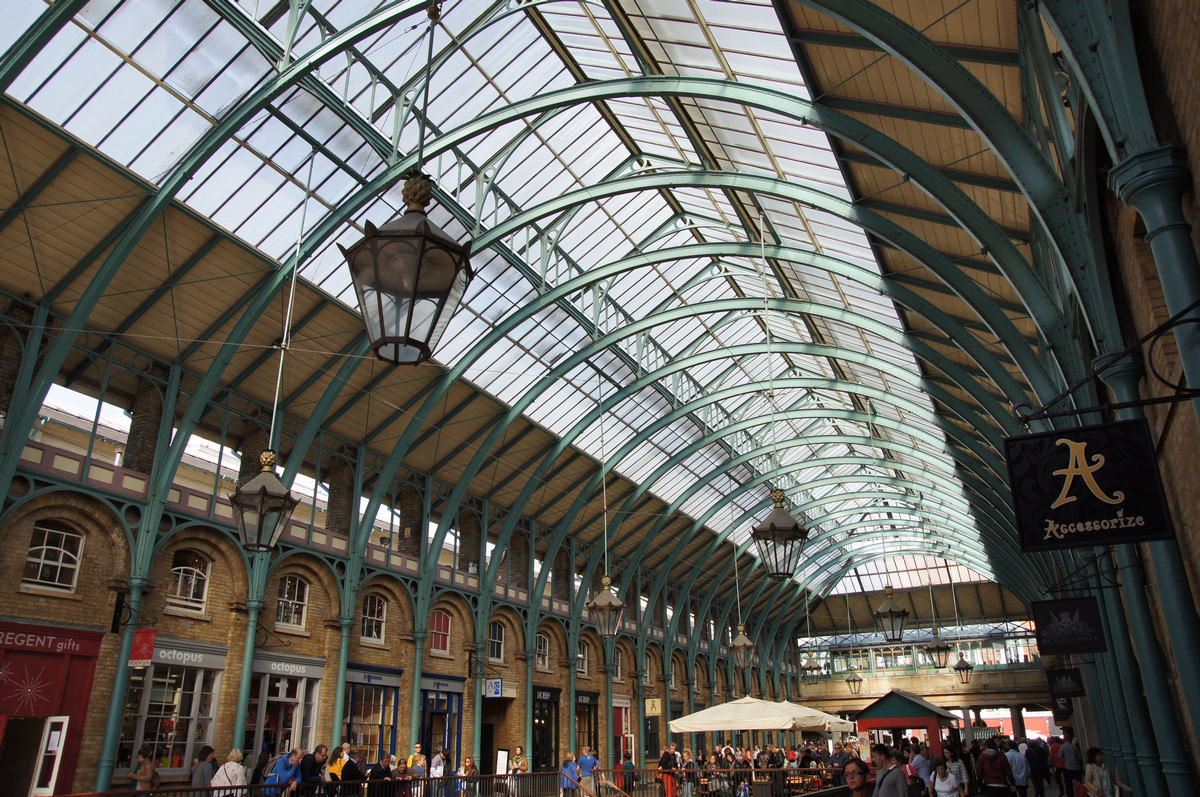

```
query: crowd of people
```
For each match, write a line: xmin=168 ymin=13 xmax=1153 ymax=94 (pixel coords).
xmin=131 ymin=741 xmax=477 ymax=796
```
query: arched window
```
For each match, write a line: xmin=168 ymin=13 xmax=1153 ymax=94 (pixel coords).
xmin=430 ymin=609 xmax=451 ymax=654
xmin=487 ymin=621 xmax=504 ymax=661
xmin=612 ymin=648 xmax=623 ymax=681
xmin=576 ymin=641 xmax=589 ymax=675
xmin=166 ymin=550 xmax=211 ymax=612
xmin=362 ymin=594 xmax=387 ymax=641
xmin=22 ymin=519 xmax=84 ymax=592
xmin=275 ymin=575 xmax=309 ymax=629
xmin=535 ymin=632 xmax=550 ymax=670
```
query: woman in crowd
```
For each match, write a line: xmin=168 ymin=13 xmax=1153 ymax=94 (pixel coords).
xmin=929 ymin=758 xmax=959 ymax=797
xmin=210 ymin=748 xmax=248 ymax=797
xmin=191 ymin=745 xmax=218 ymax=796
xmin=942 ymin=748 xmax=968 ymax=797
xmin=458 ymin=756 xmax=479 ymax=797
xmin=128 ymin=745 xmax=157 ymax=792
xmin=843 ymin=757 xmax=872 ymax=797
xmin=562 ymin=751 xmax=580 ymax=797
xmin=1083 ymin=748 xmax=1132 ymax=797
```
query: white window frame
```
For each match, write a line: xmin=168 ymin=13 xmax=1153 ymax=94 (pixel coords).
xmin=361 ymin=593 xmax=387 ymax=642
xmin=641 ymin=664 xmax=652 ymax=686
xmin=670 ymin=660 xmax=678 ymax=690
xmin=430 ymin=609 xmax=451 ymax=655
xmin=165 ymin=550 xmax=211 ymax=613
xmin=487 ymin=620 xmax=504 ymax=661
xmin=535 ymin=632 xmax=550 ymax=670
xmin=612 ymin=648 xmax=623 ymax=682
xmin=576 ymin=641 xmax=589 ymax=675
xmin=275 ymin=575 xmax=309 ymax=630
xmin=22 ymin=520 xmax=84 ymax=593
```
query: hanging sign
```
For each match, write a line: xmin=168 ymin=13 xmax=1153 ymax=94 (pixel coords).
xmin=1045 ymin=668 xmax=1086 ymax=699
xmin=1031 ymin=598 xmax=1107 ymax=654
xmin=129 ymin=630 xmax=157 ymax=667
xmin=1004 ymin=418 xmax=1174 ymax=552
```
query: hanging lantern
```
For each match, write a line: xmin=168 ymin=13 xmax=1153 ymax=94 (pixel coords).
xmin=731 ymin=625 xmax=754 ymax=668
xmin=230 ymin=450 xmax=299 ymax=552
xmin=801 ymin=653 xmax=822 ymax=685
xmin=845 ymin=669 xmax=864 ymax=695
xmin=586 ymin=576 xmax=625 ymax=638
xmin=751 ymin=489 xmax=809 ymax=580
xmin=340 ymin=174 xmax=473 ymax=365
xmin=873 ymin=585 xmax=910 ymax=642
xmin=923 ymin=628 xmax=952 ymax=669
xmin=953 ymin=653 xmax=975 ymax=685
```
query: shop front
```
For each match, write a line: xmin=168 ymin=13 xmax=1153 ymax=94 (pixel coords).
xmin=116 ymin=635 xmax=227 ymax=781
xmin=344 ymin=664 xmax=403 ymax=763
xmin=420 ymin=673 xmax=464 ymax=770
xmin=531 ymin=685 xmax=560 ymax=771
xmin=0 ymin=619 xmax=105 ymax=795
xmin=244 ymin=653 xmax=325 ymax=758
xmin=575 ymin=691 xmax=599 ymax=755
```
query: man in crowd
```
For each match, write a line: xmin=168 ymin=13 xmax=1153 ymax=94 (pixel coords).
xmin=578 ymin=746 xmax=598 ymax=794
xmin=828 ymin=741 xmax=850 ymax=787
xmin=299 ymin=744 xmax=329 ymax=788
xmin=975 ymin=739 xmax=1015 ymax=796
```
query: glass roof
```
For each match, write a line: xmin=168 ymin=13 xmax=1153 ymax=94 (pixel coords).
xmin=3 ymin=0 xmax=984 ymax=589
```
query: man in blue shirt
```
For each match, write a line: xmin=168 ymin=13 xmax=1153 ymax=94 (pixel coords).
xmin=911 ymin=744 xmax=932 ymax=788
xmin=578 ymin=746 xmax=598 ymax=794
xmin=266 ymin=748 xmax=302 ymax=796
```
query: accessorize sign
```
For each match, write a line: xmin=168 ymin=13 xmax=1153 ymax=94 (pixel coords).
xmin=1045 ymin=667 xmax=1086 ymax=699
xmin=1031 ymin=598 xmax=1107 ymax=654
xmin=1004 ymin=418 xmax=1174 ymax=552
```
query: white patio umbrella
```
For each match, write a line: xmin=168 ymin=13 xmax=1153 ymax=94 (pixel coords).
xmin=667 ymin=696 xmax=852 ymax=733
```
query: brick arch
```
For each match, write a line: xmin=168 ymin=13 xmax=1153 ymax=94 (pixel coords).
xmin=427 ymin=591 xmax=475 ymax=670
xmin=484 ymin=606 xmax=524 ymax=673
xmin=535 ymin=618 xmax=568 ymax=671
xmin=642 ymin=645 xmax=662 ymax=685
xmin=143 ymin=526 xmax=250 ymax=647
xmin=268 ymin=551 xmax=343 ymax=628
xmin=669 ymin=650 xmax=688 ymax=693
xmin=0 ymin=490 xmax=129 ymax=602
xmin=357 ymin=573 xmax=416 ymax=644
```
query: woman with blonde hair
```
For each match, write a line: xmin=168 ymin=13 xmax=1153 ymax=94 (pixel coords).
xmin=211 ymin=749 xmax=249 ymax=797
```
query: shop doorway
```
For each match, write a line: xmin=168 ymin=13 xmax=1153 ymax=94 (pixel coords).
xmin=0 ymin=715 xmax=69 ymax=796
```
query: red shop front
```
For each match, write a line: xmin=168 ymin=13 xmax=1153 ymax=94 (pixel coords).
xmin=0 ymin=619 xmax=106 ymax=795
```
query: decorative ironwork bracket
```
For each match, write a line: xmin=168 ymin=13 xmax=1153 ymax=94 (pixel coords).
xmin=1013 ymin=296 xmax=1200 ymax=424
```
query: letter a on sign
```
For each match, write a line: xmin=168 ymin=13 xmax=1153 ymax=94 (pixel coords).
xmin=1004 ymin=418 xmax=1174 ymax=552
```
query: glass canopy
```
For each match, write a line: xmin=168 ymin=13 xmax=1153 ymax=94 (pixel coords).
xmin=2 ymin=0 xmax=990 ymax=594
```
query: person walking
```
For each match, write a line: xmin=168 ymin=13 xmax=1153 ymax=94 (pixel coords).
xmin=1083 ymin=749 xmax=1132 ymax=797
xmin=1003 ymin=741 xmax=1028 ymax=797
xmin=974 ymin=739 xmax=1015 ymax=797
xmin=870 ymin=745 xmax=908 ymax=797
xmin=191 ymin=745 xmax=218 ymax=796
xmin=1059 ymin=737 xmax=1082 ymax=797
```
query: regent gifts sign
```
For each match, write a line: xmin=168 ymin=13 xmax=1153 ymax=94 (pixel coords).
xmin=1004 ymin=418 xmax=1174 ymax=552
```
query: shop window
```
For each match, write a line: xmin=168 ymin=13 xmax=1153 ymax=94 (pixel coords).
xmin=430 ymin=609 xmax=451 ymax=655
xmin=165 ymin=550 xmax=210 ymax=613
xmin=116 ymin=661 xmax=219 ymax=775
xmin=487 ymin=621 xmax=504 ymax=661
xmin=345 ymin=680 xmax=398 ymax=764
xmin=275 ymin=575 xmax=309 ymax=630
xmin=535 ymin=633 xmax=550 ymax=670
xmin=362 ymin=594 xmax=387 ymax=642
xmin=612 ymin=648 xmax=623 ymax=681
xmin=22 ymin=520 xmax=84 ymax=592
xmin=576 ymin=641 xmax=589 ymax=676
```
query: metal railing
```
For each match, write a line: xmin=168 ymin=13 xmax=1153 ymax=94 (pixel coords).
xmin=64 ymin=767 xmax=858 ymax=797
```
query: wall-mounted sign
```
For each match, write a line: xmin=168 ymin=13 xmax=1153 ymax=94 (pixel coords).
xmin=576 ymin=691 xmax=599 ymax=706
xmin=645 ymin=698 xmax=661 ymax=716
xmin=484 ymin=678 xmax=517 ymax=698
xmin=130 ymin=629 xmax=157 ymax=667
xmin=1004 ymin=419 xmax=1174 ymax=552
xmin=1032 ymin=597 xmax=1107 ymax=654
xmin=1045 ymin=668 xmax=1086 ymax=698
